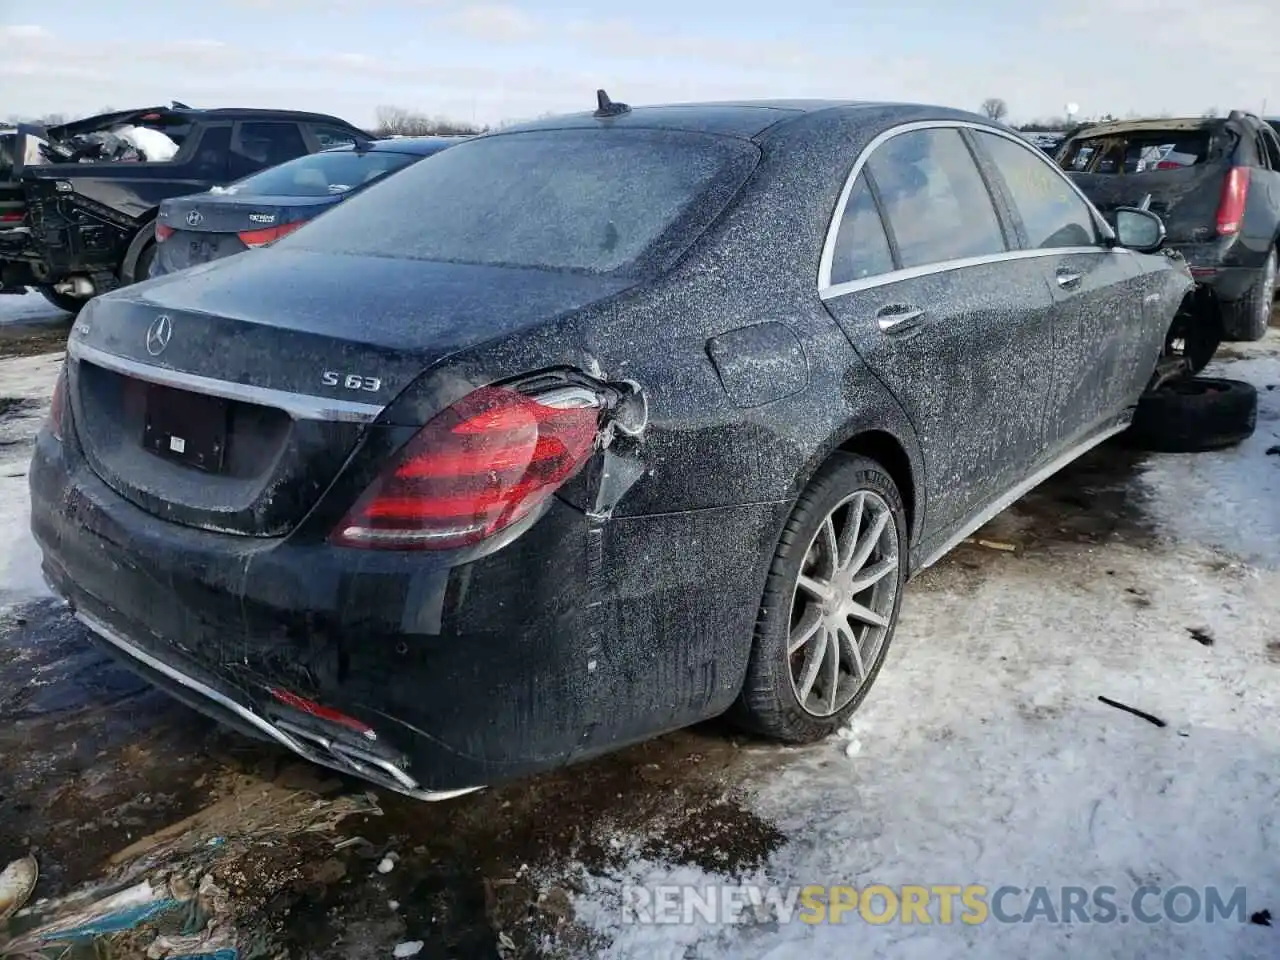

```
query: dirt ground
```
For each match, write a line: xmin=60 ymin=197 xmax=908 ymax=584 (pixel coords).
xmin=1 ymin=308 xmax=1278 ymax=959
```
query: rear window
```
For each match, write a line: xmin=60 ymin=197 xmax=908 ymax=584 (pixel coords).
xmin=285 ymin=129 xmax=760 ymax=275
xmin=1060 ymin=129 xmax=1215 ymax=174
xmin=222 ymin=149 xmax=420 ymax=197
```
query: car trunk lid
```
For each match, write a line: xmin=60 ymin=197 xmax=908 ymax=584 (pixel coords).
xmin=157 ymin=194 xmax=336 ymax=270
xmin=67 ymin=248 xmax=635 ymax=537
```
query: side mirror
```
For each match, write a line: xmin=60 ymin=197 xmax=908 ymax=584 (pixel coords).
xmin=1112 ymin=207 xmax=1166 ymax=253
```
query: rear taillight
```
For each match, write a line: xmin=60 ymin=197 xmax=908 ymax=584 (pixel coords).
xmin=48 ymin=366 xmax=67 ymax=441
xmin=0 ymin=212 xmax=22 ymax=224
xmin=238 ymin=220 xmax=305 ymax=248
xmin=1216 ymin=166 xmax=1250 ymax=236
xmin=331 ymin=385 xmax=602 ymax=550
xmin=267 ymin=687 xmax=377 ymax=740
xmin=154 ymin=222 xmax=175 ymax=243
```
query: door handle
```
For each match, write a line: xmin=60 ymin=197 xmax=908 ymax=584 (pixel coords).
xmin=1056 ymin=270 xmax=1083 ymax=289
xmin=874 ymin=305 xmax=925 ymax=334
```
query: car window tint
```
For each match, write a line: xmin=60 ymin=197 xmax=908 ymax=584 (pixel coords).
xmin=311 ymin=124 xmax=360 ymax=149
xmin=1265 ymin=127 xmax=1280 ymax=169
xmin=236 ymin=122 xmax=308 ymax=168
xmin=287 ymin=129 xmax=759 ymax=275
xmin=830 ymin=173 xmax=894 ymax=285
xmin=866 ymin=129 xmax=1006 ymax=269
xmin=189 ymin=126 xmax=230 ymax=179
xmin=975 ymin=131 xmax=1099 ymax=249
xmin=226 ymin=149 xmax=417 ymax=197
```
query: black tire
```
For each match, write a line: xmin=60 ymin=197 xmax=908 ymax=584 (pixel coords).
xmin=134 ymin=242 xmax=157 ymax=282
xmin=35 ymin=286 xmax=88 ymax=316
xmin=731 ymin=452 xmax=907 ymax=743
xmin=1222 ymin=248 xmax=1276 ymax=342
xmin=1127 ymin=377 xmax=1257 ymax=453
xmin=1166 ymin=286 xmax=1222 ymax=377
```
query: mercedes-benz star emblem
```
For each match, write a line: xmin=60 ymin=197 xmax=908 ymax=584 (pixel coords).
xmin=186 ymin=210 xmax=203 ymax=227
xmin=145 ymin=314 xmax=173 ymax=356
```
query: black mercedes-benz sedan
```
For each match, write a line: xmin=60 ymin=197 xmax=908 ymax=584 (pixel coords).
xmin=151 ymin=135 xmax=464 ymax=278
xmin=29 ymin=95 xmax=1192 ymax=800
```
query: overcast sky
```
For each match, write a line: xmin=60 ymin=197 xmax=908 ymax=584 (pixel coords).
xmin=1 ymin=0 xmax=1274 ymax=128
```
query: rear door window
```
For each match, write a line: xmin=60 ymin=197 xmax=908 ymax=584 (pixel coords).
xmin=829 ymin=172 xmax=895 ymax=285
xmin=865 ymin=128 xmax=1007 ymax=269
xmin=973 ymin=131 xmax=1099 ymax=249
xmin=1262 ymin=126 xmax=1280 ymax=170
xmin=230 ymin=122 xmax=309 ymax=178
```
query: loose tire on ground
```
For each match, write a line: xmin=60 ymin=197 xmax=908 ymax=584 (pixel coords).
xmin=731 ymin=452 xmax=907 ymax=743
xmin=1222 ymin=248 xmax=1276 ymax=342
xmin=1126 ymin=377 xmax=1257 ymax=453
xmin=35 ymin=286 xmax=88 ymax=316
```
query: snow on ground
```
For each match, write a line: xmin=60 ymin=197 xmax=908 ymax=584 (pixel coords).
xmin=0 ymin=330 xmax=1278 ymax=958
xmin=566 ymin=336 xmax=1280 ymax=959
xmin=0 ymin=352 xmax=59 ymax=604
xmin=1139 ymin=353 xmax=1280 ymax=568
xmin=0 ymin=290 xmax=68 ymax=328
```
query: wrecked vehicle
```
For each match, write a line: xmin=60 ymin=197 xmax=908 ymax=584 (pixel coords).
xmin=152 ymin=135 xmax=464 ymax=278
xmin=0 ymin=104 xmax=371 ymax=314
xmin=1022 ymin=130 xmax=1065 ymax=154
xmin=28 ymin=95 xmax=1215 ymax=799
xmin=1059 ymin=111 xmax=1280 ymax=342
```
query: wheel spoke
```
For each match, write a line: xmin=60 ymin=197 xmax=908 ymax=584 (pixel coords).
xmin=836 ymin=492 xmax=865 ymax=570
xmin=825 ymin=630 xmax=841 ymax=714
xmin=788 ymin=606 xmax=823 ymax=655
xmin=850 ymin=555 xmax=898 ymax=593
xmin=818 ymin=516 xmax=839 ymax=579
xmin=838 ymin=623 xmax=866 ymax=681
xmin=796 ymin=628 xmax=829 ymax=703
xmin=797 ymin=574 xmax=832 ymax=602
xmin=845 ymin=599 xmax=889 ymax=629
xmin=847 ymin=508 xmax=890 ymax=575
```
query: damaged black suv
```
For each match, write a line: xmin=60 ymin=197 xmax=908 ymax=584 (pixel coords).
xmin=1060 ymin=110 xmax=1280 ymax=341
xmin=0 ymin=104 xmax=370 ymax=314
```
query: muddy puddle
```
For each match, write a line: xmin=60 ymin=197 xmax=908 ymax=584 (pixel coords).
xmin=0 ymin=599 xmax=788 ymax=959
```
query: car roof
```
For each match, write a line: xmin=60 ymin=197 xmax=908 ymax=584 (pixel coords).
xmin=189 ymin=107 xmax=364 ymax=126
xmin=495 ymin=99 xmax=910 ymax=139
xmin=44 ymin=105 xmax=369 ymax=139
xmin=1066 ymin=117 xmax=1225 ymax=139
xmin=324 ymin=135 xmax=469 ymax=156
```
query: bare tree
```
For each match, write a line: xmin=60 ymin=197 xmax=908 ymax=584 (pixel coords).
xmin=980 ymin=98 xmax=1009 ymax=122
xmin=374 ymin=105 xmax=483 ymax=137
xmin=1201 ymin=106 xmax=1220 ymax=118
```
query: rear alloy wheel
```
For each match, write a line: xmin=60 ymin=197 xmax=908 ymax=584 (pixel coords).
xmin=733 ymin=453 xmax=906 ymax=743
xmin=1127 ymin=376 xmax=1257 ymax=452
xmin=1223 ymin=248 xmax=1276 ymax=342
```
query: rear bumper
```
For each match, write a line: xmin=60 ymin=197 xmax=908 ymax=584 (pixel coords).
xmin=71 ymin=606 xmax=479 ymax=800
xmin=29 ymin=425 xmax=782 ymax=794
xmin=1168 ymin=239 xmax=1265 ymax=302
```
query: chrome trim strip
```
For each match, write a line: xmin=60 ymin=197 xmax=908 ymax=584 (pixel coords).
xmin=67 ymin=340 xmax=385 ymax=423
xmin=916 ymin=420 xmax=1131 ymax=570
xmin=819 ymin=246 xmax=1117 ymax=301
xmin=74 ymin=610 xmax=483 ymax=802
xmin=817 ymin=118 xmax=1121 ymax=296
